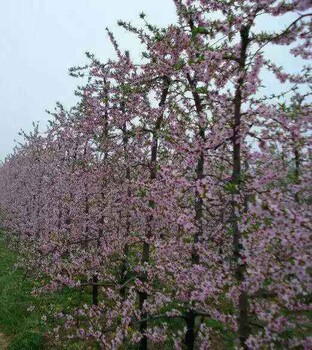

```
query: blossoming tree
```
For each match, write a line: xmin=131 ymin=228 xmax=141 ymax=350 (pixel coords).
xmin=0 ymin=1 xmax=311 ymax=349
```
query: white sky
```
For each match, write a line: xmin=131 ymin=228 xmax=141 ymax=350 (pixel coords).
xmin=0 ymin=0 xmax=307 ymax=160
xmin=0 ymin=0 xmax=177 ymax=160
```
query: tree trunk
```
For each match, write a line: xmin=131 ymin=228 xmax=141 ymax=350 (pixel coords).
xmin=232 ymin=25 xmax=250 ymax=350
xmin=184 ymin=73 xmax=204 ymax=349
xmin=138 ymin=77 xmax=170 ymax=350
xmin=184 ymin=311 xmax=196 ymax=350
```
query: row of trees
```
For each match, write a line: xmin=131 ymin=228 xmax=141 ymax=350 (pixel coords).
xmin=0 ymin=1 xmax=311 ymax=349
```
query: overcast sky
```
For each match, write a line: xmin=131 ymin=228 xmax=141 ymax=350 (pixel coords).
xmin=0 ymin=1 xmax=307 ymax=160
xmin=0 ymin=0 xmax=177 ymax=160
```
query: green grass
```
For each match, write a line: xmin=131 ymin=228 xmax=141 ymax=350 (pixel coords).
xmin=0 ymin=233 xmax=92 ymax=349
xmin=0 ymin=233 xmax=51 ymax=349
xmin=7 ymin=332 xmax=44 ymax=350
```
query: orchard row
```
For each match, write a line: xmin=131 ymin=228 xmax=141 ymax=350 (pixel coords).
xmin=0 ymin=1 xmax=311 ymax=349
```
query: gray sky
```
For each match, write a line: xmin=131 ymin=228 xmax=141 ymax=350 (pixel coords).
xmin=0 ymin=0 xmax=176 ymax=160
xmin=0 ymin=1 xmax=306 ymax=160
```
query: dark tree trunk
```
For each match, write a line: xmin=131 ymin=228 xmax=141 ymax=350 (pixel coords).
xmin=92 ymin=84 xmax=109 ymax=306
xmin=92 ymin=275 xmax=98 ymax=305
xmin=294 ymin=147 xmax=300 ymax=203
xmin=138 ymin=76 xmax=170 ymax=350
xmin=183 ymin=73 xmax=205 ymax=349
xmin=184 ymin=311 xmax=196 ymax=350
xmin=232 ymin=25 xmax=251 ymax=350
xmin=120 ymin=115 xmax=131 ymax=299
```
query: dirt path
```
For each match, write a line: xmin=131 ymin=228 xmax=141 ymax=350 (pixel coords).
xmin=0 ymin=332 xmax=10 ymax=350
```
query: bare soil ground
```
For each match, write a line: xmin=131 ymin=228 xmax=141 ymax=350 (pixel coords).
xmin=0 ymin=332 xmax=10 ymax=350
